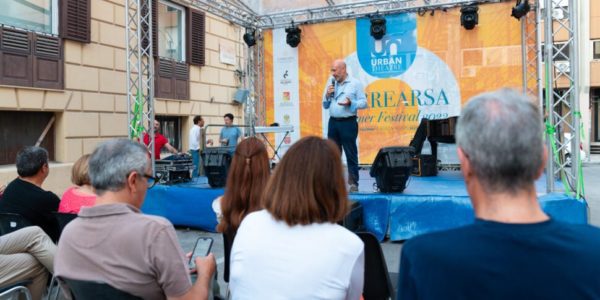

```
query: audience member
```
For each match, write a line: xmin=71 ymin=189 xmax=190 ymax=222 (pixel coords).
xmin=216 ymin=137 xmax=270 ymax=282
xmin=0 ymin=146 xmax=60 ymax=241
xmin=55 ymin=139 xmax=215 ymax=300
xmin=229 ymin=136 xmax=364 ymax=299
xmin=144 ymin=120 xmax=179 ymax=159
xmin=398 ymin=89 xmax=600 ymax=299
xmin=0 ymin=226 xmax=56 ymax=300
xmin=219 ymin=113 xmax=242 ymax=149
xmin=59 ymin=154 xmax=96 ymax=214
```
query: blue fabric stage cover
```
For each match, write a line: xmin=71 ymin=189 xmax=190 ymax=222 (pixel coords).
xmin=142 ymin=183 xmax=223 ymax=232
xmin=140 ymin=172 xmax=588 ymax=242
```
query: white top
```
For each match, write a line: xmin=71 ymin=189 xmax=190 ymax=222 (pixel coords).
xmin=230 ymin=210 xmax=365 ymax=300
xmin=188 ymin=124 xmax=201 ymax=150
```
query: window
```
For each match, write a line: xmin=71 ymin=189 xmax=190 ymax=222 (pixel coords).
xmin=151 ymin=0 xmax=205 ymax=100
xmin=541 ymin=42 xmax=570 ymax=62
xmin=156 ymin=116 xmax=181 ymax=152
xmin=0 ymin=111 xmax=55 ymax=165
xmin=594 ymin=40 xmax=600 ymax=60
xmin=0 ymin=0 xmax=58 ymax=34
xmin=158 ymin=0 xmax=185 ymax=61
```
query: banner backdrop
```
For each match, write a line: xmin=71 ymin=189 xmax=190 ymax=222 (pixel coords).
xmin=265 ymin=2 xmax=523 ymax=164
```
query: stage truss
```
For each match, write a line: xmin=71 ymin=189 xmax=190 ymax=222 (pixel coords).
xmin=125 ymin=0 xmax=582 ymax=196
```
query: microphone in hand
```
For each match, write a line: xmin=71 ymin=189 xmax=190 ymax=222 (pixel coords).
xmin=327 ymin=78 xmax=335 ymax=99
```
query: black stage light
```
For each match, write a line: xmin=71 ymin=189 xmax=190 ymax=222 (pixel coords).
xmin=243 ymin=29 xmax=256 ymax=47
xmin=460 ymin=5 xmax=479 ymax=30
xmin=203 ymin=148 xmax=232 ymax=188
xmin=370 ymin=15 xmax=386 ymax=40
xmin=369 ymin=146 xmax=414 ymax=193
xmin=511 ymin=0 xmax=531 ymax=19
xmin=285 ymin=25 xmax=301 ymax=48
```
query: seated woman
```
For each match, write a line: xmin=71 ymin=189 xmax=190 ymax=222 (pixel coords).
xmin=59 ymin=154 xmax=96 ymax=214
xmin=216 ymin=137 xmax=270 ymax=282
xmin=229 ymin=136 xmax=364 ymax=299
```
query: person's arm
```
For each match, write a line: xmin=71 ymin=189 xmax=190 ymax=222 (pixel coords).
xmin=168 ymin=254 xmax=216 ymax=300
xmin=345 ymin=250 xmax=365 ymax=300
xmin=164 ymin=143 xmax=179 ymax=154
xmin=347 ymin=81 xmax=367 ymax=112
xmin=323 ymin=79 xmax=334 ymax=109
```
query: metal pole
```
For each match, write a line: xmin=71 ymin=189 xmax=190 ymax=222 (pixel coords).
xmin=569 ymin=0 xmax=581 ymax=197
xmin=543 ymin=0 xmax=554 ymax=192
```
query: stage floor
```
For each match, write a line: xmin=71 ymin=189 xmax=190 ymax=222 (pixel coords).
xmin=141 ymin=170 xmax=587 ymax=242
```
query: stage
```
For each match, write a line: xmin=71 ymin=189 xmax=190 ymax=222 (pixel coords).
xmin=141 ymin=170 xmax=588 ymax=242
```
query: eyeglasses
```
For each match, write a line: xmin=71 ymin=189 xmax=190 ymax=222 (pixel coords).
xmin=141 ymin=173 xmax=158 ymax=189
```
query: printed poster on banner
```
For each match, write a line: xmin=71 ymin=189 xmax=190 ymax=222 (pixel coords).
xmin=265 ymin=2 xmax=523 ymax=164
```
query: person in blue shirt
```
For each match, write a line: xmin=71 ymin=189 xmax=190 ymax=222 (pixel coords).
xmin=322 ymin=59 xmax=367 ymax=193
xmin=398 ymin=88 xmax=600 ymax=300
xmin=220 ymin=113 xmax=242 ymax=150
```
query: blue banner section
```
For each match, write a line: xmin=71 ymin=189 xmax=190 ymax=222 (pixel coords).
xmin=356 ymin=13 xmax=417 ymax=78
xmin=142 ymin=184 xmax=223 ymax=232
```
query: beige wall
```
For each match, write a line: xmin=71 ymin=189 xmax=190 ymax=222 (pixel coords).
xmin=0 ymin=0 xmax=246 ymax=195
xmin=592 ymin=0 xmax=600 ymax=40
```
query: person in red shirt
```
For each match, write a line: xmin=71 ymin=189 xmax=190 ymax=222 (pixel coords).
xmin=143 ymin=120 xmax=179 ymax=159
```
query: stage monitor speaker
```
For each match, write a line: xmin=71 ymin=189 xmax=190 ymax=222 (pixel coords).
xmin=233 ymin=89 xmax=249 ymax=104
xmin=369 ymin=146 xmax=414 ymax=193
xmin=203 ymin=147 xmax=232 ymax=187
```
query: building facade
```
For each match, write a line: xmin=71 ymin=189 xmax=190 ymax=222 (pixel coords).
xmin=0 ymin=0 xmax=247 ymax=194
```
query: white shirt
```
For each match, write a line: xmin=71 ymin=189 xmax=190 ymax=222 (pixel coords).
xmin=188 ymin=125 xmax=201 ymax=150
xmin=230 ymin=210 xmax=365 ymax=300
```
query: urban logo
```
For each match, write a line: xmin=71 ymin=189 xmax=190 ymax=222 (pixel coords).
xmin=356 ymin=13 xmax=417 ymax=78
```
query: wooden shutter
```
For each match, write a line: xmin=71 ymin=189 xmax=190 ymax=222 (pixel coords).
xmin=151 ymin=0 xmax=158 ymax=56
xmin=187 ymin=9 xmax=205 ymax=66
xmin=33 ymin=34 xmax=64 ymax=89
xmin=0 ymin=27 xmax=33 ymax=86
xmin=60 ymin=0 xmax=90 ymax=43
xmin=155 ymin=58 xmax=189 ymax=100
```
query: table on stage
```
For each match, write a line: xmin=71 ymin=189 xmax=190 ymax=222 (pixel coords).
xmin=253 ymin=125 xmax=294 ymax=163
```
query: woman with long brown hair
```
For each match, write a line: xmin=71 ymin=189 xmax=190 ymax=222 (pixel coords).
xmin=216 ymin=137 xmax=270 ymax=283
xmin=229 ymin=136 xmax=364 ymax=299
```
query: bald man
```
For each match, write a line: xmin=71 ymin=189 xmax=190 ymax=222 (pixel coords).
xmin=322 ymin=59 xmax=367 ymax=193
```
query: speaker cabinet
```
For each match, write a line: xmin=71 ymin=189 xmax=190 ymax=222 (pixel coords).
xmin=203 ymin=148 xmax=232 ymax=188
xmin=369 ymin=146 xmax=414 ymax=193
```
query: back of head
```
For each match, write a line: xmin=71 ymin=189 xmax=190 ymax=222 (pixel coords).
xmin=193 ymin=115 xmax=202 ymax=124
xmin=456 ymin=89 xmax=543 ymax=193
xmin=88 ymin=139 xmax=149 ymax=195
xmin=263 ymin=136 xmax=348 ymax=226
xmin=16 ymin=146 xmax=49 ymax=177
xmin=218 ymin=137 xmax=270 ymax=233
xmin=71 ymin=154 xmax=92 ymax=186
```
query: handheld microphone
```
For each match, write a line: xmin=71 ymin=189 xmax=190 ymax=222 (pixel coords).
xmin=331 ymin=78 xmax=335 ymax=86
xmin=328 ymin=78 xmax=335 ymax=100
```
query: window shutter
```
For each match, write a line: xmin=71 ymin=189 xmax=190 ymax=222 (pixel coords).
xmin=60 ymin=0 xmax=90 ymax=43
xmin=187 ymin=9 xmax=205 ymax=66
xmin=152 ymin=0 xmax=158 ymax=56
xmin=155 ymin=58 xmax=189 ymax=100
xmin=33 ymin=34 xmax=64 ymax=89
xmin=0 ymin=27 xmax=33 ymax=87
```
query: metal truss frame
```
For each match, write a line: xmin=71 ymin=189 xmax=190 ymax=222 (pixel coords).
xmin=539 ymin=0 xmax=581 ymax=197
xmin=126 ymin=0 xmax=156 ymax=172
xmin=126 ymin=0 xmax=581 ymax=193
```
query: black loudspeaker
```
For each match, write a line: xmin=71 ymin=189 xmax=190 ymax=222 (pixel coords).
xmin=203 ymin=148 xmax=232 ymax=188
xmin=412 ymin=154 xmax=438 ymax=177
xmin=369 ymin=147 xmax=414 ymax=193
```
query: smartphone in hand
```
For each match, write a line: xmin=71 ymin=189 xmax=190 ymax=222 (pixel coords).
xmin=189 ymin=237 xmax=213 ymax=269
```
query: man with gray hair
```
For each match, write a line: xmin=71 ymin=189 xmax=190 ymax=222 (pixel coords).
xmin=398 ymin=89 xmax=600 ymax=299
xmin=0 ymin=146 xmax=60 ymax=241
xmin=55 ymin=139 xmax=215 ymax=300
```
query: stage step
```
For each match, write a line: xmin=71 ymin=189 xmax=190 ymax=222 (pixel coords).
xmin=591 ymin=143 xmax=600 ymax=154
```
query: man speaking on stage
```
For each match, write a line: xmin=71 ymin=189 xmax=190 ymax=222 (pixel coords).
xmin=322 ymin=59 xmax=367 ymax=193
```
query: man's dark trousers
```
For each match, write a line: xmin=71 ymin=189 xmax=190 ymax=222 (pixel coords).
xmin=327 ymin=117 xmax=359 ymax=185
